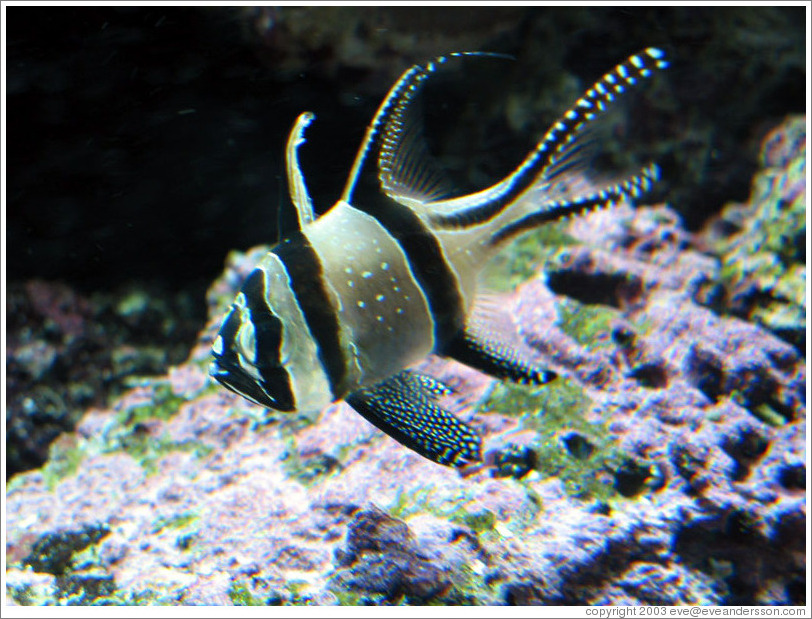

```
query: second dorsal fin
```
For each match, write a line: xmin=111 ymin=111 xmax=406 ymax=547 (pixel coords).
xmin=340 ymin=52 xmax=511 ymax=209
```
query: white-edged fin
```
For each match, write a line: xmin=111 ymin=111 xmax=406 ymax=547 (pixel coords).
xmin=490 ymin=162 xmax=660 ymax=247
xmin=280 ymin=112 xmax=316 ymax=238
xmin=340 ymin=52 xmax=512 ymax=208
xmin=378 ymin=86 xmax=455 ymax=204
xmin=378 ymin=53 xmax=512 ymax=205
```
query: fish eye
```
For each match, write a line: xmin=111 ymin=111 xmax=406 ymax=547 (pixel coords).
xmin=236 ymin=320 xmax=257 ymax=365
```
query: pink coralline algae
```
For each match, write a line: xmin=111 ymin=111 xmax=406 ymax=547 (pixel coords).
xmin=5 ymin=117 xmax=806 ymax=606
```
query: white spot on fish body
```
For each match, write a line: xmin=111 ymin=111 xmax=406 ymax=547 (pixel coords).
xmin=362 ymin=271 xmax=373 ymax=279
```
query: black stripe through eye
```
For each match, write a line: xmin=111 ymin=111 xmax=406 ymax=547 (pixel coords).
xmin=272 ymin=234 xmax=348 ymax=401
xmin=241 ymin=268 xmax=295 ymax=411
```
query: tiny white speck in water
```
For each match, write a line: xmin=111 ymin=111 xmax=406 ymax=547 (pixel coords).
xmin=357 ymin=301 xmax=365 ymax=308
xmin=347 ymin=280 xmax=354 ymax=288
xmin=381 ymin=262 xmax=390 ymax=270
xmin=404 ymin=295 xmax=410 ymax=301
xmin=376 ymin=315 xmax=384 ymax=322
xmin=393 ymin=285 xmax=400 ymax=292
xmin=396 ymin=308 xmax=404 ymax=314
xmin=362 ymin=271 xmax=373 ymax=279
xmin=345 ymin=266 xmax=353 ymax=274
xmin=376 ymin=294 xmax=385 ymax=302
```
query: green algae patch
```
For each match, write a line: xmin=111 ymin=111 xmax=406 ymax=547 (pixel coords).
xmin=40 ymin=434 xmax=86 ymax=491
xmin=430 ymin=562 xmax=500 ymax=606
xmin=116 ymin=381 xmax=186 ymax=426
xmin=24 ymin=524 xmax=111 ymax=576
xmin=278 ymin=431 xmax=343 ymax=487
xmin=330 ymin=589 xmax=367 ymax=605
xmin=6 ymin=577 xmax=58 ymax=606
xmin=151 ymin=510 xmax=199 ymax=534
xmin=709 ymin=116 xmax=806 ymax=354
xmin=228 ymin=580 xmax=266 ymax=606
xmin=11 ymin=523 xmax=127 ymax=606
xmin=477 ymin=379 xmax=630 ymax=501
xmin=92 ymin=378 xmax=214 ymax=475
xmin=555 ymin=296 xmax=619 ymax=349
xmin=452 ymin=508 xmax=497 ymax=535
xmin=104 ymin=428 xmax=212 ymax=476
xmin=483 ymin=220 xmax=577 ymax=291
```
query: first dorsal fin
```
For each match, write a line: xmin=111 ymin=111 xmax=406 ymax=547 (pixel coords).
xmin=345 ymin=369 xmax=481 ymax=467
xmin=278 ymin=112 xmax=317 ymax=241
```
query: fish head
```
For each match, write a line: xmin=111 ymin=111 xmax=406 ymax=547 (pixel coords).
xmin=209 ymin=292 xmax=296 ymax=412
xmin=209 ymin=260 xmax=332 ymax=414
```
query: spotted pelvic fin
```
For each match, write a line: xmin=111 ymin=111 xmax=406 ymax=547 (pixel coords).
xmin=345 ymin=370 xmax=482 ymax=466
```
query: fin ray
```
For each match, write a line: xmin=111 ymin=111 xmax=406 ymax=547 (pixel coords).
xmin=490 ymin=162 xmax=658 ymax=246
xmin=378 ymin=53 xmax=512 ymax=205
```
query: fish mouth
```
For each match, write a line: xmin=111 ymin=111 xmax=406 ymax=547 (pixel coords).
xmin=209 ymin=357 xmax=287 ymax=411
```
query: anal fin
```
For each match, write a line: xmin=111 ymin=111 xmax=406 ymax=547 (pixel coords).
xmin=443 ymin=329 xmax=557 ymax=385
xmin=345 ymin=370 xmax=481 ymax=467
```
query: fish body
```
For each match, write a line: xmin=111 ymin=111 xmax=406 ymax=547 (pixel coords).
xmin=210 ymin=48 xmax=669 ymax=467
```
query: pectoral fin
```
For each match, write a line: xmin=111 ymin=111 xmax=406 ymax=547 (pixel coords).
xmin=345 ymin=370 xmax=481 ymax=467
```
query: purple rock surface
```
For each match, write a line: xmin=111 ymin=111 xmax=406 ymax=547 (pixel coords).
xmin=5 ymin=118 xmax=806 ymax=606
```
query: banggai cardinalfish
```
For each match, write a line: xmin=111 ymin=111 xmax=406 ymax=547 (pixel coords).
xmin=210 ymin=48 xmax=669 ymax=467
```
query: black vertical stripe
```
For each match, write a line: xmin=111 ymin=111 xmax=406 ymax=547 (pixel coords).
xmin=272 ymin=232 xmax=348 ymax=400
xmin=240 ymin=268 xmax=296 ymax=411
xmin=355 ymin=197 xmax=465 ymax=349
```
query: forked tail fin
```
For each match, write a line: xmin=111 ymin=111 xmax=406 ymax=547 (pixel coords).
xmin=429 ymin=48 xmax=669 ymax=234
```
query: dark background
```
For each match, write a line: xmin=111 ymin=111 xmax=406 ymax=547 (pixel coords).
xmin=7 ymin=6 xmax=806 ymax=291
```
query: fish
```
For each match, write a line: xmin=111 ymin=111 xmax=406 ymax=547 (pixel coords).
xmin=210 ymin=48 xmax=669 ymax=468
